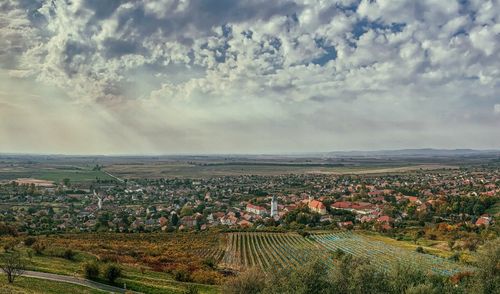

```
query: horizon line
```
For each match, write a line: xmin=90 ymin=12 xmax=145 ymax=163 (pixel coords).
xmin=1 ymin=148 xmax=499 ymax=157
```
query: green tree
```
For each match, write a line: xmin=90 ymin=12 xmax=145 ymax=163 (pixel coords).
xmin=83 ymin=261 xmax=100 ymax=280
xmin=0 ymin=252 xmax=26 ymax=283
xmin=474 ymin=239 xmax=500 ymax=294
xmin=103 ymin=264 xmax=122 ymax=283
xmin=180 ymin=205 xmax=194 ymax=217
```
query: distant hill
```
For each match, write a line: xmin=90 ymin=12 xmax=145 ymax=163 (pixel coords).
xmin=324 ymin=148 xmax=500 ymax=157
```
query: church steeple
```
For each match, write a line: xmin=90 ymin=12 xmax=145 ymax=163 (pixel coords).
xmin=270 ymin=195 xmax=278 ymax=217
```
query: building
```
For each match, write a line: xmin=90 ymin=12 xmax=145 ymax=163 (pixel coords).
xmin=246 ymin=203 xmax=267 ymax=215
xmin=181 ymin=216 xmax=197 ymax=228
xmin=476 ymin=215 xmax=492 ymax=227
xmin=270 ymin=196 xmax=278 ymax=217
xmin=309 ymin=199 xmax=327 ymax=215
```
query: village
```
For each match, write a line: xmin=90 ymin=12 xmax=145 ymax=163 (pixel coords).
xmin=0 ymin=167 xmax=498 ymax=236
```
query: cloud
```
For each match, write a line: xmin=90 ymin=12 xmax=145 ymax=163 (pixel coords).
xmin=0 ymin=0 xmax=499 ymax=153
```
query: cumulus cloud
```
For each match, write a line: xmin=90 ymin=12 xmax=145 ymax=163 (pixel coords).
xmin=0 ymin=0 xmax=499 ymax=154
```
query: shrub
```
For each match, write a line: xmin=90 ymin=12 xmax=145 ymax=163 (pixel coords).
xmin=173 ymin=267 xmax=192 ymax=282
xmin=415 ymin=246 xmax=425 ymax=253
xmin=24 ymin=237 xmax=36 ymax=247
xmin=202 ymin=257 xmax=216 ymax=269
xmin=103 ymin=264 xmax=122 ymax=283
xmin=405 ymin=283 xmax=437 ymax=294
xmin=297 ymin=230 xmax=310 ymax=238
xmin=191 ymin=269 xmax=223 ymax=285
xmin=473 ymin=239 xmax=500 ymax=294
xmin=99 ymin=253 xmax=119 ymax=263
xmin=332 ymin=248 xmax=346 ymax=259
xmin=222 ymin=268 xmax=266 ymax=294
xmin=63 ymin=249 xmax=76 ymax=260
xmin=448 ymin=252 xmax=460 ymax=262
xmin=32 ymin=242 xmax=46 ymax=255
xmin=83 ymin=262 xmax=100 ymax=280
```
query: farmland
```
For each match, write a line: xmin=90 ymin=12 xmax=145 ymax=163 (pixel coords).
xmin=103 ymin=162 xmax=458 ymax=179
xmin=0 ymin=165 xmax=114 ymax=183
xmin=218 ymin=232 xmax=471 ymax=275
xmin=219 ymin=232 xmax=328 ymax=271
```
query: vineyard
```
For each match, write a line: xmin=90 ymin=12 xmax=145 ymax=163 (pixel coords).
xmin=218 ymin=231 xmax=471 ymax=275
xmin=218 ymin=232 xmax=332 ymax=271
xmin=311 ymin=232 xmax=470 ymax=275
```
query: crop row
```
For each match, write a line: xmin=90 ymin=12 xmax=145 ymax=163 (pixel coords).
xmin=220 ymin=232 xmax=470 ymax=275
xmin=220 ymin=232 xmax=328 ymax=271
xmin=310 ymin=232 xmax=470 ymax=275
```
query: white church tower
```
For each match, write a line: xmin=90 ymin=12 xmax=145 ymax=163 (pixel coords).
xmin=270 ymin=195 xmax=278 ymax=217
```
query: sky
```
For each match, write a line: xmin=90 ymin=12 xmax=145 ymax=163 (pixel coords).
xmin=0 ymin=0 xmax=499 ymax=155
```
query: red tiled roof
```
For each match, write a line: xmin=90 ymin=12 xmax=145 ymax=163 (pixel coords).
xmin=377 ymin=215 xmax=393 ymax=223
xmin=309 ymin=200 xmax=326 ymax=209
xmin=246 ymin=203 xmax=266 ymax=211
xmin=331 ymin=201 xmax=352 ymax=209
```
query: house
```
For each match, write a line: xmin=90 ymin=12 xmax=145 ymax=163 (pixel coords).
xmin=158 ymin=216 xmax=168 ymax=227
xmin=359 ymin=215 xmax=375 ymax=223
xmin=220 ymin=215 xmax=238 ymax=226
xmin=372 ymin=196 xmax=386 ymax=203
xmin=246 ymin=203 xmax=267 ymax=215
xmin=309 ymin=200 xmax=327 ymax=215
xmin=320 ymin=215 xmax=333 ymax=223
xmin=377 ymin=215 xmax=393 ymax=223
xmin=238 ymin=220 xmax=253 ymax=228
xmin=181 ymin=216 xmax=197 ymax=228
xmin=476 ymin=215 xmax=492 ymax=227
xmin=338 ymin=221 xmax=353 ymax=228
xmin=331 ymin=201 xmax=352 ymax=209
xmin=417 ymin=203 xmax=429 ymax=212
xmin=404 ymin=196 xmax=422 ymax=205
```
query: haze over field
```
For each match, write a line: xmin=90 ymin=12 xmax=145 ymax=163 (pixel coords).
xmin=1 ymin=0 xmax=499 ymax=154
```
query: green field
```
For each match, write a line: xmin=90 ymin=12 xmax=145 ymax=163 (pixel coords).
xmin=0 ymin=166 xmax=114 ymax=183
xmin=104 ymin=162 xmax=457 ymax=179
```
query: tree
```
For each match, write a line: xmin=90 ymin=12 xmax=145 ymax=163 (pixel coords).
xmin=222 ymin=267 xmax=265 ymax=294
xmin=171 ymin=213 xmax=179 ymax=226
xmin=103 ymin=264 xmax=122 ymax=283
xmin=32 ymin=242 xmax=46 ymax=255
xmin=0 ymin=252 xmax=26 ymax=283
xmin=474 ymin=239 xmax=500 ymax=294
xmin=24 ymin=237 xmax=36 ymax=247
xmin=62 ymin=178 xmax=71 ymax=187
xmin=83 ymin=262 xmax=100 ymax=280
xmin=63 ymin=249 xmax=76 ymax=260
xmin=180 ymin=205 xmax=194 ymax=217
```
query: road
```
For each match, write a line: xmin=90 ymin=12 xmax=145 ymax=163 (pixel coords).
xmin=4 ymin=270 xmax=134 ymax=293
xmin=103 ymin=170 xmax=125 ymax=183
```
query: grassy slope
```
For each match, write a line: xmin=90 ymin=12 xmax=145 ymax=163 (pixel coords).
xmin=359 ymin=231 xmax=453 ymax=258
xmin=17 ymin=249 xmax=220 ymax=294
xmin=0 ymin=276 xmax=105 ymax=294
